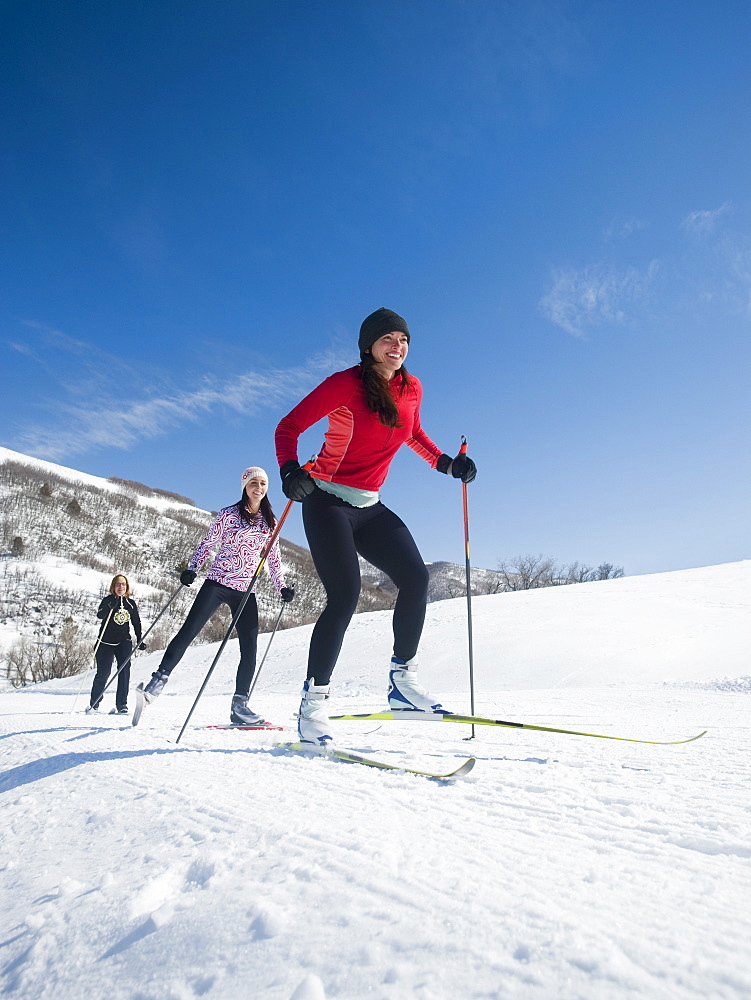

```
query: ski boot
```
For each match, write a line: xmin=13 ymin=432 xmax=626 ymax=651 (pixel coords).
xmin=297 ymin=679 xmax=334 ymax=747
xmin=230 ymin=695 xmax=268 ymax=727
xmin=132 ymin=670 xmax=169 ymax=727
xmin=387 ymin=656 xmax=446 ymax=712
xmin=142 ymin=670 xmax=169 ymax=703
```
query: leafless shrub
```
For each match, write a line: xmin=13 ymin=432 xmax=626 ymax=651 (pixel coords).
xmin=472 ymin=575 xmax=507 ymax=595
xmin=163 ymin=511 xmax=207 ymax=529
xmin=591 ymin=563 xmax=625 ymax=580
xmin=497 ymin=554 xmax=559 ymax=590
xmin=107 ymin=477 xmax=154 ymax=496
xmin=197 ymin=604 xmax=234 ymax=644
xmin=4 ymin=621 xmax=91 ymax=687
xmin=107 ymin=477 xmax=195 ymax=506
xmin=151 ymin=487 xmax=195 ymax=506
xmin=496 ymin=554 xmax=625 ymax=590
xmin=145 ymin=620 xmax=173 ymax=652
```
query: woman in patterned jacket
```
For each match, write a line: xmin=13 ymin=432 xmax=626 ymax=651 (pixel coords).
xmin=139 ymin=467 xmax=294 ymax=726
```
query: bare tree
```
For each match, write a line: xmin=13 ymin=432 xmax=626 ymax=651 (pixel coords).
xmin=472 ymin=575 xmax=507 ymax=595
xmin=497 ymin=554 xmax=558 ymax=590
xmin=4 ymin=620 xmax=91 ymax=687
xmin=564 ymin=561 xmax=592 ymax=584
xmin=593 ymin=563 xmax=625 ymax=580
xmin=497 ymin=554 xmax=625 ymax=590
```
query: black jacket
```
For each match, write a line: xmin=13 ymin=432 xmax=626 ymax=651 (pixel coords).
xmin=96 ymin=595 xmax=142 ymax=646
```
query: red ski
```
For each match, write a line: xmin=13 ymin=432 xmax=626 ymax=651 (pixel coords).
xmin=204 ymin=723 xmax=284 ymax=731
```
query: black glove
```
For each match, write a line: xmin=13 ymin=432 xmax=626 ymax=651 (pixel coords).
xmin=180 ymin=568 xmax=197 ymax=586
xmin=437 ymin=452 xmax=476 ymax=483
xmin=281 ymin=586 xmax=295 ymax=603
xmin=138 ymin=641 xmax=147 ymax=651
xmin=98 ymin=594 xmax=117 ymax=617
xmin=280 ymin=461 xmax=315 ymax=502
xmin=451 ymin=452 xmax=476 ymax=483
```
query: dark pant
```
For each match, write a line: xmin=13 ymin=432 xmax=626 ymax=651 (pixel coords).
xmin=90 ymin=640 xmax=132 ymax=709
xmin=302 ymin=487 xmax=429 ymax=685
xmin=157 ymin=579 xmax=259 ymax=698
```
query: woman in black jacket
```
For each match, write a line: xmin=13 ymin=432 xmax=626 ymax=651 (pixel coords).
xmin=88 ymin=574 xmax=143 ymax=714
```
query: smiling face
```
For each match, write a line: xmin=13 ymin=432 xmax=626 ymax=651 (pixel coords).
xmin=244 ymin=474 xmax=268 ymax=512
xmin=367 ymin=331 xmax=410 ymax=379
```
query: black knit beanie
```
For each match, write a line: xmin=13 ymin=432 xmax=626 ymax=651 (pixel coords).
xmin=358 ymin=308 xmax=410 ymax=358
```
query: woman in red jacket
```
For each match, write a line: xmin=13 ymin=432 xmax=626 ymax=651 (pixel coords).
xmin=275 ymin=307 xmax=476 ymax=746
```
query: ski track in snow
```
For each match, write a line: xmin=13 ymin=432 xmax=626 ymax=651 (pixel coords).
xmin=1 ymin=564 xmax=750 ymax=999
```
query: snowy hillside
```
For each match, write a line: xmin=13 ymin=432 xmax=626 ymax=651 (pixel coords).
xmin=0 ymin=446 xmax=395 ymax=662
xmin=3 ymin=446 xmax=620 ymax=679
xmin=1 ymin=561 xmax=749 ymax=1000
xmin=0 ymin=447 xmax=508 ymax=670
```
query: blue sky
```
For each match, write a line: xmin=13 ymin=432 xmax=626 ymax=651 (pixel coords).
xmin=2 ymin=0 xmax=749 ymax=577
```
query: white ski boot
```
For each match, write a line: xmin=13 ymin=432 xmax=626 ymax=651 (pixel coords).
xmin=387 ymin=656 xmax=445 ymax=711
xmin=297 ymin=679 xmax=334 ymax=747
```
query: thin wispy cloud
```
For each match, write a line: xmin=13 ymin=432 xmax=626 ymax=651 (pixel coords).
xmin=678 ymin=202 xmax=751 ymax=316
xmin=681 ymin=202 xmax=732 ymax=235
xmin=9 ymin=326 xmax=343 ymax=461
xmin=7 ymin=341 xmax=35 ymax=357
xmin=539 ymin=261 xmax=658 ymax=337
xmin=16 ymin=321 xmax=149 ymax=399
xmin=604 ymin=219 xmax=647 ymax=241
xmin=541 ymin=203 xmax=751 ymax=338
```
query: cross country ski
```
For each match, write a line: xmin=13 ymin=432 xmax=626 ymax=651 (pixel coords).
xmin=275 ymin=741 xmax=476 ymax=779
xmin=329 ymin=709 xmax=707 ymax=745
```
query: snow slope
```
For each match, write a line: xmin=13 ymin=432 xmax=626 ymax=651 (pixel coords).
xmin=1 ymin=562 xmax=750 ymax=1000
xmin=0 ymin=445 xmax=193 ymax=508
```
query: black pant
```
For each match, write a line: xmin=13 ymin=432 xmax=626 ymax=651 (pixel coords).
xmin=302 ymin=487 xmax=429 ymax=685
xmin=157 ymin=579 xmax=259 ymax=698
xmin=90 ymin=640 xmax=132 ymax=710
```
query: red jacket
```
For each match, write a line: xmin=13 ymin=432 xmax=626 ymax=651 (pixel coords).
xmin=275 ymin=366 xmax=443 ymax=491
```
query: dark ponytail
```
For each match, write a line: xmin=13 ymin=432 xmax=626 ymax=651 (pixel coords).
xmin=235 ymin=495 xmax=276 ymax=530
xmin=360 ymin=356 xmax=411 ymax=428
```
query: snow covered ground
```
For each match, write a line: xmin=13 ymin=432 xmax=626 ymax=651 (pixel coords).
xmin=1 ymin=562 xmax=750 ymax=1000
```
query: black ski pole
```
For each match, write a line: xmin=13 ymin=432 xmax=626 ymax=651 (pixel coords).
xmin=175 ymin=457 xmax=315 ymax=743
xmin=247 ymin=602 xmax=286 ymax=700
xmin=85 ymin=582 xmax=185 ymax=712
xmin=460 ymin=436 xmax=476 ymax=740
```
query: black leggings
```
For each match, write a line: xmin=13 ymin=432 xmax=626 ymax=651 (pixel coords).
xmin=90 ymin=640 xmax=132 ymax=710
xmin=157 ymin=579 xmax=259 ymax=698
xmin=302 ymin=487 xmax=429 ymax=685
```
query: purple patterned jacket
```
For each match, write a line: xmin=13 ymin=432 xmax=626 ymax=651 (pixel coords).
xmin=188 ymin=505 xmax=286 ymax=594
